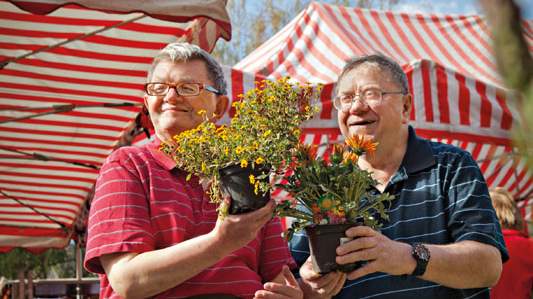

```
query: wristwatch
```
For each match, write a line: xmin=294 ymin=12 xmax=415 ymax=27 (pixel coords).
xmin=411 ymin=243 xmax=430 ymax=276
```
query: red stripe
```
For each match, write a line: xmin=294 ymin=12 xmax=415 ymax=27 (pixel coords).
xmin=0 ymin=82 xmax=138 ymax=101
xmin=507 ymin=167 xmax=527 ymax=193
xmin=435 ymin=63 xmax=450 ymax=124
xmin=0 ymin=195 xmax=80 ymax=211
xmin=0 ymin=171 xmax=95 ymax=185
xmin=494 ymin=90 xmax=513 ymax=130
xmin=302 ymin=10 xmax=345 ymax=77
xmin=404 ymin=64 xmax=416 ymax=121
xmin=0 ymin=207 xmax=76 ymax=221
xmin=414 ymin=129 xmax=512 ymax=146
xmin=430 ymin=15 xmax=497 ymax=84
xmin=6 ymin=56 xmax=148 ymax=77
xmin=230 ymin=69 xmax=243 ymax=117
xmin=0 ymin=216 xmax=69 ymax=225
xmin=518 ymin=178 xmax=532 ymax=196
xmin=497 ymin=160 xmax=518 ymax=188
xmin=7 ymin=116 xmax=127 ymax=132
xmin=461 ymin=16 xmax=493 ymax=56
xmin=475 ymin=81 xmax=492 ymax=128
xmin=469 ymin=143 xmax=483 ymax=163
xmin=444 ymin=15 xmax=496 ymax=72
xmin=0 ymin=160 xmax=98 ymax=174
xmin=83 ymin=35 xmax=167 ymax=50
xmin=0 ymin=144 xmax=108 ymax=160
xmin=49 ymin=47 xmax=152 ymax=64
xmin=0 ymin=186 xmax=86 ymax=202
xmin=370 ymin=10 xmax=409 ymax=62
xmin=479 ymin=145 xmax=497 ymax=174
xmin=414 ymin=13 xmax=467 ymax=75
xmin=454 ymin=72 xmax=471 ymax=125
xmin=0 ymin=226 xmax=68 ymax=237
xmin=320 ymin=82 xmax=334 ymax=119
xmin=420 ymin=60 xmax=434 ymax=122
xmin=0 ymin=126 xmax=117 ymax=142
xmin=0 ymin=42 xmax=42 ymax=51
xmin=354 ymin=9 xmax=395 ymax=58
xmin=0 ymin=9 xmax=117 ymax=26
xmin=0 ymin=154 xmax=102 ymax=168
xmin=302 ymin=127 xmax=341 ymax=134
xmin=0 ymin=135 xmax=112 ymax=150
xmin=0 ymin=179 xmax=91 ymax=192
xmin=0 ymin=27 xmax=79 ymax=39
xmin=117 ymin=22 xmax=189 ymax=36
xmin=2 ymin=69 xmax=141 ymax=90
xmin=400 ymin=14 xmax=441 ymax=64
xmin=336 ymin=6 xmax=373 ymax=54
xmin=387 ymin=12 xmax=423 ymax=58
xmin=320 ymin=5 xmax=365 ymax=56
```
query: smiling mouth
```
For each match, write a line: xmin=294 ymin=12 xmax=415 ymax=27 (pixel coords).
xmin=350 ymin=120 xmax=375 ymax=126
xmin=163 ymin=106 xmax=190 ymax=113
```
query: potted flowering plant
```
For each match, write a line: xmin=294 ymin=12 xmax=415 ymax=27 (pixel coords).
xmin=276 ymin=136 xmax=394 ymax=274
xmin=162 ymin=77 xmax=319 ymax=215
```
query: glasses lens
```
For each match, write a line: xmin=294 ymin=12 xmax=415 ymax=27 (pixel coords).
xmin=362 ymin=88 xmax=381 ymax=101
xmin=178 ymin=83 xmax=200 ymax=96
xmin=147 ymin=83 xmax=169 ymax=96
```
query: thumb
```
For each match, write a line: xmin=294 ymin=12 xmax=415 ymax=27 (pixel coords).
xmin=282 ymin=265 xmax=298 ymax=287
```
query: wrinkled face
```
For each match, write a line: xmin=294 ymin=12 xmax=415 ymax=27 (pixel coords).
xmin=144 ymin=59 xmax=228 ymax=141
xmin=336 ymin=63 xmax=411 ymax=146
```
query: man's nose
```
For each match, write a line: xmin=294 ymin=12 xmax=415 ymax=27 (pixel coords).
xmin=163 ymin=87 xmax=183 ymax=104
xmin=348 ymin=95 xmax=368 ymax=112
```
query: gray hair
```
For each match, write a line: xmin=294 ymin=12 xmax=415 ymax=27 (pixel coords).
xmin=146 ymin=42 xmax=227 ymax=95
xmin=336 ymin=54 xmax=409 ymax=95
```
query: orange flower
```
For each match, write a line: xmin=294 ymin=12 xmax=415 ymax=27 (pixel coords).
xmin=345 ymin=135 xmax=378 ymax=156
xmin=343 ymin=151 xmax=359 ymax=163
xmin=298 ymin=143 xmax=318 ymax=161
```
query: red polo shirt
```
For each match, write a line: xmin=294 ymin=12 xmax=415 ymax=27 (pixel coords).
xmin=84 ymin=138 xmax=295 ymax=299
xmin=490 ymin=229 xmax=533 ymax=299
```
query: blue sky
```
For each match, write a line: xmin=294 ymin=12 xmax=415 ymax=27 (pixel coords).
xmin=393 ymin=0 xmax=533 ymax=19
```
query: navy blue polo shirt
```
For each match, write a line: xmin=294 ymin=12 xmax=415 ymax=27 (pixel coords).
xmin=290 ymin=126 xmax=508 ymax=299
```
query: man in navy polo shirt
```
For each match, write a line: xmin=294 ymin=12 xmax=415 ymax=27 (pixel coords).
xmin=292 ymin=54 xmax=508 ymax=298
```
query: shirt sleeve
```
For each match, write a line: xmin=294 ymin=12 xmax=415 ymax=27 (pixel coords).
xmin=84 ymin=151 xmax=155 ymax=274
xmin=446 ymin=151 xmax=509 ymax=262
xmin=259 ymin=217 xmax=297 ymax=281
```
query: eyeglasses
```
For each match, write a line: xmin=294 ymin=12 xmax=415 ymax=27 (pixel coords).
xmin=333 ymin=87 xmax=404 ymax=112
xmin=144 ymin=82 xmax=221 ymax=97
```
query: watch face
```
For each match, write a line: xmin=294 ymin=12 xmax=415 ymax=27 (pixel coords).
xmin=415 ymin=245 xmax=430 ymax=261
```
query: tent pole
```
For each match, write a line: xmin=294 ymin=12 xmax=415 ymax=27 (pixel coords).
xmin=76 ymin=241 xmax=82 ymax=299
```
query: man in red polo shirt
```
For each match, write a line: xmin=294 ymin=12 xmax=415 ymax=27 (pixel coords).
xmin=84 ymin=42 xmax=301 ymax=299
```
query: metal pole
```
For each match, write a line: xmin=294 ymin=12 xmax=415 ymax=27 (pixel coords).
xmin=75 ymin=241 xmax=82 ymax=299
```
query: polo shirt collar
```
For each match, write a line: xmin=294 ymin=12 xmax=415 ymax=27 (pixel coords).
xmin=400 ymin=126 xmax=436 ymax=175
xmin=147 ymin=136 xmax=177 ymax=171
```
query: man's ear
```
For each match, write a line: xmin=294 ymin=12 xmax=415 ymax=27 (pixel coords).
xmin=402 ymin=94 xmax=412 ymax=124
xmin=213 ymin=95 xmax=229 ymax=121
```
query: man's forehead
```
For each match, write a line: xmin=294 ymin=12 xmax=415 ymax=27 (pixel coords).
xmin=339 ymin=63 xmax=396 ymax=87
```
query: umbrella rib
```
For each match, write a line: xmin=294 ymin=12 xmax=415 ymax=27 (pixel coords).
xmin=0 ymin=189 xmax=69 ymax=233
xmin=0 ymin=14 xmax=147 ymax=69
xmin=0 ymin=102 xmax=142 ymax=124
xmin=0 ymin=146 xmax=99 ymax=170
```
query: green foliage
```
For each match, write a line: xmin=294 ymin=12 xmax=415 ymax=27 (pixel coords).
xmin=276 ymin=138 xmax=394 ymax=240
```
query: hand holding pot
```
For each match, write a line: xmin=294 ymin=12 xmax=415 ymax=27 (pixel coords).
xmin=336 ymin=226 xmax=414 ymax=280
xmin=299 ymin=256 xmax=346 ymax=298
xmin=212 ymin=198 xmax=275 ymax=252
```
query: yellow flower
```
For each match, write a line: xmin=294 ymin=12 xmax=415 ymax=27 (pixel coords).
xmin=254 ymin=182 xmax=260 ymax=195
xmin=235 ymin=146 xmax=244 ymax=155
xmin=240 ymin=159 xmax=248 ymax=168
xmin=201 ymin=162 xmax=207 ymax=173
xmin=263 ymin=130 xmax=272 ymax=137
xmin=320 ymin=198 xmax=333 ymax=209
xmin=249 ymin=174 xmax=256 ymax=184
xmin=197 ymin=109 xmax=207 ymax=116
xmin=255 ymin=157 xmax=265 ymax=164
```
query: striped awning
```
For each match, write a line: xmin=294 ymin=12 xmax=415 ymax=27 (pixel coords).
xmin=235 ymin=3 xmax=532 ymax=202
xmin=0 ymin=0 xmax=230 ymax=252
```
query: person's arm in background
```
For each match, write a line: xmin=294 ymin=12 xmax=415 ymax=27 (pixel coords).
xmin=101 ymin=201 xmax=276 ymax=299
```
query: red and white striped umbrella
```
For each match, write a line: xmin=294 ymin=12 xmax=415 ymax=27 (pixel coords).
xmin=235 ymin=3 xmax=532 ymax=204
xmin=0 ymin=0 xmax=230 ymax=252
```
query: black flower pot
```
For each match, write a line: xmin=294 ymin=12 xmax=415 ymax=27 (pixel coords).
xmin=305 ymin=223 xmax=365 ymax=274
xmin=219 ymin=164 xmax=271 ymax=214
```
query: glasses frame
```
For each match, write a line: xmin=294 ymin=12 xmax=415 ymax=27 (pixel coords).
xmin=144 ymin=82 xmax=221 ymax=97
xmin=333 ymin=88 xmax=405 ymax=112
